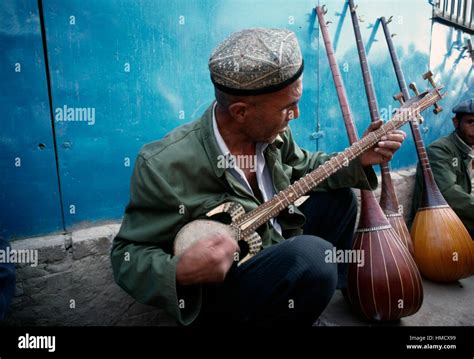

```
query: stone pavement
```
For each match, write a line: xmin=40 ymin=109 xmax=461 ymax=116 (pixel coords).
xmin=319 ymin=275 xmax=474 ymax=326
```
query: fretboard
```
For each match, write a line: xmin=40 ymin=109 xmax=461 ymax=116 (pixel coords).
xmin=234 ymin=88 xmax=442 ymax=237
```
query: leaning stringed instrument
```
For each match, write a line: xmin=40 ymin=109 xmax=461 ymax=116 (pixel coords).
xmin=349 ymin=0 xmax=414 ymax=255
xmin=175 ymin=86 xmax=444 ymax=275
xmin=317 ymin=5 xmax=421 ymax=321
xmin=381 ymin=16 xmax=474 ymax=282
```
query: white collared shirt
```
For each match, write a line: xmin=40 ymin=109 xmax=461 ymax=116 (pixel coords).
xmin=212 ymin=103 xmax=282 ymax=235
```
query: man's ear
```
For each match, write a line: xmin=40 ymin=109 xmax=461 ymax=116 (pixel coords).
xmin=228 ymin=102 xmax=250 ymax=123
xmin=452 ymin=116 xmax=460 ymax=129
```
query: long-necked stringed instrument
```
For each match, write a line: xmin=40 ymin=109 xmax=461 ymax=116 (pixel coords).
xmin=349 ymin=0 xmax=414 ymax=255
xmin=317 ymin=5 xmax=421 ymax=321
xmin=175 ymin=86 xmax=444 ymax=276
xmin=381 ymin=16 xmax=474 ymax=282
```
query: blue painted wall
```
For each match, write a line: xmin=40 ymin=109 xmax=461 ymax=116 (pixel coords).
xmin=1 ymin=0 xmax=472 ymax=239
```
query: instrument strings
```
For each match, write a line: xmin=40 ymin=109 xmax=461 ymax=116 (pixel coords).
xmin=234 ymin=90 xmax=439 ymax=236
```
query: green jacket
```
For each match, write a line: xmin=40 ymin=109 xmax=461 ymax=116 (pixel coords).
xmin=412 ymin=132 xmax=473 ymax=230
xmin=110 ymin=103 xmax=378 ymax=325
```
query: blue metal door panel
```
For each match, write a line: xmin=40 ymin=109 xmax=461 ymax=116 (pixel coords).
xmin=0 ymin=0 xmax=63 ymax=240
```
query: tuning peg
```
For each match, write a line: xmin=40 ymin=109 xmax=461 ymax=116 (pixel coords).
xmin=351 ymin=4 xmax=358 ymax=13
xmin=322 ymin=4 xmax=328 ymax=14
xmin=408 ymin=83 xmax=424 ymax=124
xmin=387 ymin=15 xmax=393 ymax=24
xmin=422 ymin=71 xmax=443 ymax=114
xmin=432 ymin=104 xmax=443 ymax=114
xmin=391 ymin=33 xmax=397 ymax=38
xmin=409 ymin=82 xmax=420 ymax=96
xmin=422 ymin=70 xmax=435 ymax=85
xmin=326 ymin=21 xmax=332 ymax=25
xmin=393 ymin=92 xmax=405 ymax=104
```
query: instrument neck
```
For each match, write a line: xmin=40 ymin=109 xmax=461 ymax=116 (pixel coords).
xmin=379 ymin=162 xmax=400 ymax=213
xmin=319 ymin=7 xmax=398 ymax=213
xmin=349 ymin=0 xmax=381 ymax=123
xmin=380 ymin=17 xmax=447 ymax=208
xmin=358 ymin=190 xmax=392 ymax=228
xmin=236 ymin=114 xmax=405 ymax=237
xmin=317 ymin=6 xmax=359 ymax=143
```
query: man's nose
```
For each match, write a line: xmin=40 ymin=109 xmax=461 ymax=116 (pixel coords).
xmin=289 ymin=105 xmax=300 ymax=120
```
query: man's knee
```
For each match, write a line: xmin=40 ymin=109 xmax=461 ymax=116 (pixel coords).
xmin=303 ymin=188 xmax=357 ymax=218
xmin=282 ymin=235 xmax=337 ymax=289
xmin=281 ymin=236 xmax=337 ymax=322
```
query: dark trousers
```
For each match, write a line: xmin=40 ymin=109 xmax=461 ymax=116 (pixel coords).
xmin=195 ymin=188 xmax=357 ymax=326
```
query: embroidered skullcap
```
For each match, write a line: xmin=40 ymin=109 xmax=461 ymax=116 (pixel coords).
xmin=208 ymin=28 xmax=304 ymax=96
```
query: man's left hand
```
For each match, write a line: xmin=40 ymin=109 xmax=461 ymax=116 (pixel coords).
xmin=359 ymin=120 xmax=406 ymax=167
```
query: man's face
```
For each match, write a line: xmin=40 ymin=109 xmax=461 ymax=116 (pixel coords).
xmin=243 ymin=78 xmax=303 ymax=143
xmin=454 ymin=114 xmax=474 ymax=147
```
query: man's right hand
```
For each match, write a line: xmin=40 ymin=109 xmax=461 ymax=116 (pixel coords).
xmin=176 ymin=234 xmax=239 ymax=286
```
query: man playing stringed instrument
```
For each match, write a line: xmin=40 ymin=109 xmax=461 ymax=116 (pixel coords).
xmin=111 ymin=28 xmax=406 ymax=326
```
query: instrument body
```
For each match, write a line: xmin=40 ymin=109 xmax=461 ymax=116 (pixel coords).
xmin=411 ymin=207 xmax=473 ymax=281
xmin=174 ymin=202 xmax=263 ymax=264
xmin=318 ymin=4 xmax=422 ymax=321
xmin=174 ymin=219 xmax=237 ymax=256
xmin=381 ymin=16 xmax=474 ymax=282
